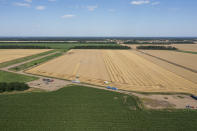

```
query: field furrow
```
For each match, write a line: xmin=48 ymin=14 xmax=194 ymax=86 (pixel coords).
xmin=26 ymin=49 xmax=197 ymax=95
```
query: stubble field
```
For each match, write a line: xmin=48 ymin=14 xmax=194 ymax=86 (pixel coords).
xmin=140 ymin=50 xmax=197 ymax=71
xmin=26 ymin=49 xmax=197 ymax=95
xmin=0 ymin=49 xmax=51 ymax=64
xmin=172 ymin=44 xmax=197 ymax=52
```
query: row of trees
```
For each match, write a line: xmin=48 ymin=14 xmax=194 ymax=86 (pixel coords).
xmin=137 ymin=46 xmax=177 ymax=50
xmin=78 ymin=41 xmax=116 ymax=44
xmin=0 ymin=42 xmax=117 ymax=44
xmin=0 ymin=82 xmax=30 ymax=93
xmin=71 ymin=45 xmax=131 ymax=49
xmin=124 ymin=40 xmax=195 ymax=45
xmin=124 ymin=41 xmax=142 ymax=44
xmin=124 ymin=41 xmax=169 ymax=45
xmin=172 ymin=41 xmax=194 ymax=44
xmin=0 ymin=45 xmax=51 ymax=49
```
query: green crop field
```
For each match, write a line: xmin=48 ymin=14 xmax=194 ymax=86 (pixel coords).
xmin=0 ymin=86 xmax=197 ymax=131
xmin=0 ymin=71 xmax=38 ymax=83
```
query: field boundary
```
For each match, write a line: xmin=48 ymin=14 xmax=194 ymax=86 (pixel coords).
xmin=9 ymin=52 xmax=62 ymax=72
xmin=137 ymin=50 xmax=197 ymax=74
xmin=0 ymin=49 xmax=55 ymax=68
xmin=1 ymin=51 xmax=58 ymax=71
xmin=176 ymin=50 xmax=197 ymax=55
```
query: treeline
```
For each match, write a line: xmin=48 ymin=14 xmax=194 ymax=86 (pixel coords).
xmin=124 ymin=41 xmax=142 ymax=44
xmin=124 ymin=40 xmax=194 ymax=45
xmin=78 ymin=41 xmax=116 ymax=44
xmin=0 ymin=45 xmax=51 ymax=49
xmin=137 ymin=46 xmax=177 ymax=50
xmin=172 ymin=41 xmax=194 ymax=44
xmin=0 ymin=82 xmax=30 ymax=93
xmin=71 ymin=45 xmax=131 ymax=49
xmin=124 ymin=41 xmax=169 ymax=45
xmin=0 ymin=42 xmax=116 ymax=44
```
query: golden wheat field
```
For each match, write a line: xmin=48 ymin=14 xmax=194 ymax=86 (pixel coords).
xmin=134 ymin=50 xmax=197 ymax=84
xmin=0 ymin=49 xmax=51 ymax=63
xmin=26 ymin=49 xmax=197 ymax=95
xmin=140 ymin=50 xmax=197 ymax=71
xmin=172 ymin=44 xmax=197 ymax=52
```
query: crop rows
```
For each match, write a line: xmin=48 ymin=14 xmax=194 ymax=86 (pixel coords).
xmin=26 ymin=49 xmax=197 ymax=95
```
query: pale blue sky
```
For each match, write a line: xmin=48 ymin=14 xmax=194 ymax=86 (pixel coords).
xmin=0 ymin=0 xmax=197 ymax=37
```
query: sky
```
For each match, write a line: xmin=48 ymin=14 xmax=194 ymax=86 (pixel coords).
xmin=0 ymin=0 xmax=197 ymax=37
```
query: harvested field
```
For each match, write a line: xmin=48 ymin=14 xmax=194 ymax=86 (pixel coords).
xmin=140 ymin=50 xmax=197 ymax=71
xmin=0 ymin=49 xmax=51 ymax=64
xmin=134 ymin=50 xmax=197 ymax=84
xmin=26 ymin=49 xmax=197 ymax=95
xmin=172 ymin=44 xmax=197 ymax=52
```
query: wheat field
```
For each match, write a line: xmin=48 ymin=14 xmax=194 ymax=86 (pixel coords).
xmin=140 ymin=50 xmax=197 ymax=71
xmin=0 ymin=49 xmax=51 ymax=64
xmin=26 ymin=49 xmax=197 ymax=95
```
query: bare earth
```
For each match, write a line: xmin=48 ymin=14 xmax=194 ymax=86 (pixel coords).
xmin=133 ymin=93 xmax=197 ymax=109
xmin=27 ymin=78 xmax=71 ymax=91
xmin=0 ymin=49 xmax=51 ymax=63
xmin=26 ymin=49 xmax=197 ymax=95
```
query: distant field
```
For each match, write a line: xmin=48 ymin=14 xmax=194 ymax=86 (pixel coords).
xmin=0 ymin=50 xmax=55 ymax=68
xmin=0 ymin=49 xmax=51 ymax=64
xmin=140 ymin=50 xmax=197 ymax=71
xmin=134 ymin=50 xmax=197 ymax=84
xmin=172 ymin=44 xmax=197 ymax=52
xmin=0 ymin=43 xmax=118 ymax=49
xmin=1 ymin=86 xmax=197 ymax=131
xmin=26 ymin=49 xmax=197 ymax=95
xmin=126 ymin=44 xmax=197 ymax=53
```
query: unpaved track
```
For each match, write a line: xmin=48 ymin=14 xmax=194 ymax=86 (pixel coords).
xmin=1 ymin=51 xmax=58 ymax=71
xmin=0 ymin=51 xmax=71 ymax=91
xmin=1 ymin=49 xmax=197 ymax=109
xmin=137 ymin=50 xmax=197 ymax=73
xmin=26 ymin=49 xmax=197 ymax=95
xmin=0 ymin=49 xmax=51 ymax=64
xmin=1 ymin=65 xmax=71 ymax=91
xmin=134 ymin=50 xmax=197 ymax=83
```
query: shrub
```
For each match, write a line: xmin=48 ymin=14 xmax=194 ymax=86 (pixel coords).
xmin=0 ymin=82 xmax=30 ymax=93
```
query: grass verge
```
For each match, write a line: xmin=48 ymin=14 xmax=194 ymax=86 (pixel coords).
xmin=0 ymin=70 xmax=38 ymax=83
xmin=0 ymin=50 xmax=55 ymax=68
xmin=10 ymin=52 xmax=63 ymax=71
xmin=0 ymin=85 xmax=197 ymax=131
xmin=176 ymin=50 xmax=197 ymax=54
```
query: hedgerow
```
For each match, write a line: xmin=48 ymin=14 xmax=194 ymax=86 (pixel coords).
xmin=0 ymin=82 xmax=30 ymax=93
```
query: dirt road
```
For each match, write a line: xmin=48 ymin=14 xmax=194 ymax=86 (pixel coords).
xmin=0 ymin=50 xmax=197 ymax=109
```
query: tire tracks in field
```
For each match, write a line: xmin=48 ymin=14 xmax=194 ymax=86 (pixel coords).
xmin=0 ymin=51 xmax=59 ymax=72
xmin=137 ymin=50 xmax=197 ymax=74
